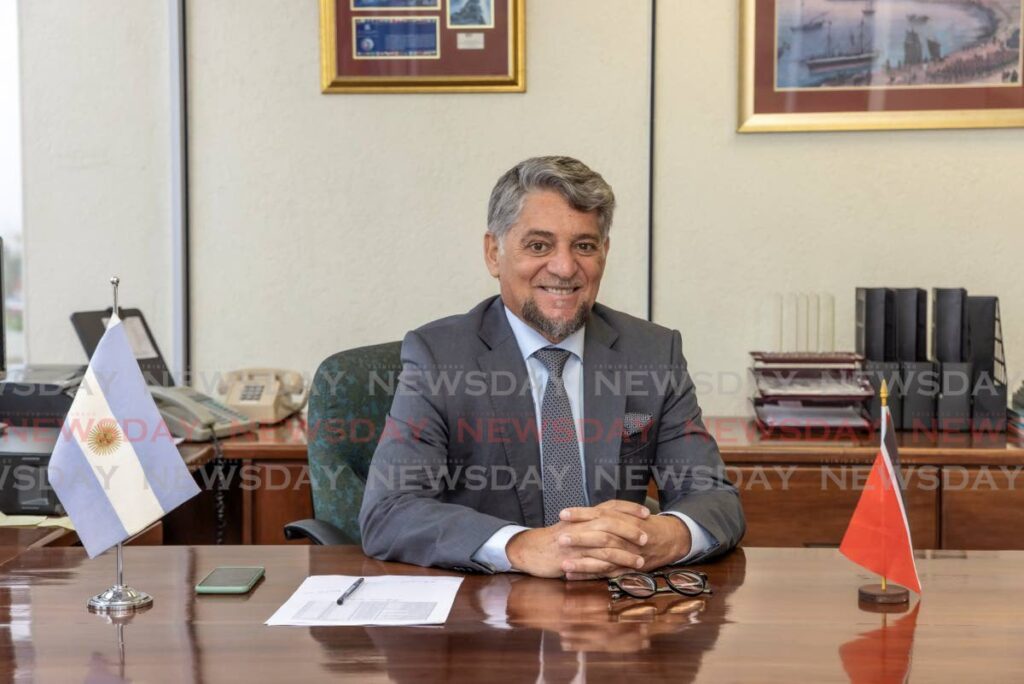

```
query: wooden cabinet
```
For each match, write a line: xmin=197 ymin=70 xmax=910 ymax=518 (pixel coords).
xmin=732 ymin=465 xmax=939 ymax=549
xmin=711 ymin=417 xmax=1024 ymax=551
xmin=189 ymin=417 xmax=1024 ymax=550
xmin=941 ymin=467 xmax=1024 ymax=549
xmin=220 ymin=420 xmax=312 ymax=545
xmin=240 ymin=462 xmax=313 ymax=545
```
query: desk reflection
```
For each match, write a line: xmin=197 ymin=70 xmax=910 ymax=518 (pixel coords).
xmin=5 ymin=547 xmax=1019 ymax=682
xmin=310 ymin=550 xmax=746 ymax=682
xmin=839 ymin=602 xmax=921 ymax=684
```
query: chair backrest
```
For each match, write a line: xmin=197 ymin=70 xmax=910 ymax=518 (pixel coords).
xmin=306 ymin=341 xmax=402 ymax=543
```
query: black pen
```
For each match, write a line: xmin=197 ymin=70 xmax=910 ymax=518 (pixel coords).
xmin=336 ymin=577 xmax=364 ymax=605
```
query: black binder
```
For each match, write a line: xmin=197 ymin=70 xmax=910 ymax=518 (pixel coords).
xmin=967 ymin=296 xmax=997 ymax=384
xmin=937 ymin=361 xmax=972 ymax=432
xmin=932 ymin=288 xmax=968 ymax=363
xmin=901 ymin=361 xmax=937 ymax=431
xmin=856 ymin=288 xmax=896 ymax=362
xmin=968 ymin=296 xmax=1007 ymax=432
xmin=895 ymin=288 xmax=927 ymax=362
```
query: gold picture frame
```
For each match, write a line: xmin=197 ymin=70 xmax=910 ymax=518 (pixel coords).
xmin=739 ymin=0 xmax=1024 ymax=132
xmin=320 ymin=0 xmax=525 ymax=94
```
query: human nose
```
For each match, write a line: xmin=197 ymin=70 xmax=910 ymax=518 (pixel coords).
xmin=546 ymin=244 xmax=578 ymax=280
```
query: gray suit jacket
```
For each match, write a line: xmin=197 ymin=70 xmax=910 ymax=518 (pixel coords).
xmin=359 ymin=296 xmax=745 ymax=572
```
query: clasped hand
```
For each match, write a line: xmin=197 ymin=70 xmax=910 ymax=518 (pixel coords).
xmin=506 ymin=500 xmax=691 ymax=580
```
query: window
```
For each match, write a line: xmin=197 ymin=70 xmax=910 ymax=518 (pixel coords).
xmin=0 ymin=0 xmax=24 ymax=366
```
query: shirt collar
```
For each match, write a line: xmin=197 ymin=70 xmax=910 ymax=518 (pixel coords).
xmin=504 ymin=306 xmax=586 ymax=363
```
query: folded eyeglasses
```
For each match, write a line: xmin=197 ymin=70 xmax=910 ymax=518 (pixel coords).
xmin=607 ymin=569 xmax=712 ymax=601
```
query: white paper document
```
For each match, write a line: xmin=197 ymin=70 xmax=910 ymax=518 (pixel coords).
xmin=266 ymin=575 xmax=463 ymax=627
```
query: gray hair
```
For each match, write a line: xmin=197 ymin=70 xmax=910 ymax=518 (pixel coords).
xmin=487 ymin=156 xmax=616 ymax=243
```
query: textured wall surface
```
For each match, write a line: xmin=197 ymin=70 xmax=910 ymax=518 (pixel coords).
xmin=19 ymin=2 xmax=1021 ymax=416
xmin=186 ymin=0 xmax=652 ymax=390
xmin=20 ymin=0 xmax=174 ymax=365
xmin=654 ymin=1 xmax=1021 ymax=415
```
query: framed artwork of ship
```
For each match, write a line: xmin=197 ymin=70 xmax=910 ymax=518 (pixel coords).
xmin=739 ymin=0 xmax=1024 ymax=131
xmin=319 ymin=0 xmax=524 ymax=93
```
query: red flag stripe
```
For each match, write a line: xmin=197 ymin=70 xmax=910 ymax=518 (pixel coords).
xmin=878 ymin=407 xmax=920 ymax=591
xmin=839 ymin=453 xmax=922 ymax=593
xmin=840 ymin=404 xmax=922 ymax=594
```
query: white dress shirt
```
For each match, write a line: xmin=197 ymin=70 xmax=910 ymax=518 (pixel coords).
xmin=470 ymin=307 xmax=714 ymax=572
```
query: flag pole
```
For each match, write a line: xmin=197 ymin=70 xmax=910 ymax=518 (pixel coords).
xmin=856 ymin=377 xmax=910 ymax=606
xmin=88 ymin=277 xmax=154 ymax=614
xmin=111 ymin=275 xmax=120 ymax=318
xmin=880 ymin=379 xmax=888 ymax=595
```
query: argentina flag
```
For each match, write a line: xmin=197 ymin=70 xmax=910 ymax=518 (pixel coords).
xmin=48 ymin=314 xmax=200 ymax=557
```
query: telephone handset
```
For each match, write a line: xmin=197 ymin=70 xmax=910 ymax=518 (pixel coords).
xmin=149 ymin=385 xmax=257 ymax=442
xmin=217 ymin=368 xmax=309 ymax=425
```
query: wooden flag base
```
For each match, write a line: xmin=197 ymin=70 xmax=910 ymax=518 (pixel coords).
xmin=858 ymin=598 xmax=911 ymax=614
xmin=858 ymin=583 xmax=909 ymax=604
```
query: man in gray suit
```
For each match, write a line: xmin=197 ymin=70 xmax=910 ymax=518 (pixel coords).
xmin=360 ymin=156 xmax=744 ymax=579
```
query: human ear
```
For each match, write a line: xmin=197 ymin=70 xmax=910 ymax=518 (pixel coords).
xmin=484 ymin=232 xmax=501 ymax=278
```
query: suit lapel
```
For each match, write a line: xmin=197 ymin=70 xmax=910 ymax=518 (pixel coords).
xmin=582 ymin=310 xmax=625 ymax=505
xmin=477 ymin=299 xmax=544 ymax=528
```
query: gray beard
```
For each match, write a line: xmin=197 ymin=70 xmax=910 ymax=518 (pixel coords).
xmin=521 ymin=298 xmax=590 ymax=342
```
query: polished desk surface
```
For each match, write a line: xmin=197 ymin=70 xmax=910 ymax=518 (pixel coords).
xmin=0 ymin=546 xmax=1021 ymax=682
xmin=0 ymin=527 xmax=68 ymax=567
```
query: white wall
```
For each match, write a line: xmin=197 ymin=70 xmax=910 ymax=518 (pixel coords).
xmin=1 ymin=0 xmax=25 ymax=364
xmin=18 ymin=1 xmax=1022 ymax=416
xmin=1 ymin=0 xmax=21 ymax=237
xmin=654 ymin=1 xmax=1023 ymax=416
xmin=19 ymin=0 xmax=174 ymax=365
xmin=186 ymin=0 xmax=652 ymax=389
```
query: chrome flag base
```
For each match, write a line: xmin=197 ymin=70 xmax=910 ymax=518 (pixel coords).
xmin=87 ymin=543 xmax=153 ymax=614
xmin=88 ymin=585 xmax=153 ymax=614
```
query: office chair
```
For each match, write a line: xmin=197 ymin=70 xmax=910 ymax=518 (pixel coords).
xmin=283 ymin=341 xmax=402 ymax=545
xmin=283 ymin=339 xmax=663 ymax=544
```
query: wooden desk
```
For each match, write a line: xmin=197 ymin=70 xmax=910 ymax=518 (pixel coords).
xmin=706 ymin=417 xmax=1024 ymax=550
xmin=0 ymin=527 xmax=69 ymax=567
xmin=218 ymin=419 xmax=308 ymax=545
xmin=0 ymin=523 xmax=164 ymax=568
xmin=0 ymin=546 xmax=1021 ymax=682
xmin=209 ymin=416 xmax=1024 ymax=550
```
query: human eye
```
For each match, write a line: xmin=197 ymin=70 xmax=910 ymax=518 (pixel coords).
xmin=575 ymin=241 xmax=599 ymax=254
xmin=526 ymin=241 xmax=550 ymax=253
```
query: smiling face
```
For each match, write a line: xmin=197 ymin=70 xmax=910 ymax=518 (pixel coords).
xmin=485 ymin=189 xmax=609 ymax=343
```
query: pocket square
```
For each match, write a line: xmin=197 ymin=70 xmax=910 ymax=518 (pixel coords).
xmin=623 ymin=412 xmax=653 ymax=436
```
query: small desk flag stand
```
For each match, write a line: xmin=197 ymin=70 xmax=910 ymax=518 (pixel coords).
xmin=88 ymin=537 xmax=153 ymax=614
xmin=840 ymin=379 xmax=922 ymax=605
xmin=88 ymin=277 xmax=153 ymax=614
xmin=857 ymin=381 xmax=909 ymax=605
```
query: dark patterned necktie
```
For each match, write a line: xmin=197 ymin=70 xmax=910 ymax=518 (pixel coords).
xmin=533 ymin=347 xmax=586 ymax=526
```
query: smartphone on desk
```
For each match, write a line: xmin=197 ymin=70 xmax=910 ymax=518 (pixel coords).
xmin=195 ymin=566 xmax=265 ymax=594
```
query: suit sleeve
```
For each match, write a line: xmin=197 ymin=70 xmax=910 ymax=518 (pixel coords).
xmin=652 ymin=330 xmax=745 ymax=562
xmin=359 ymin=330 xmax=516 ymax=572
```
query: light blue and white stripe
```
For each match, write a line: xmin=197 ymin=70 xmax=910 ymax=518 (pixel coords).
xmin=48 ymin=314 xmax=199 ymax=557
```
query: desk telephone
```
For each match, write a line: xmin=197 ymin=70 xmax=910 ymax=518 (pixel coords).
xmin=217 ymin=368 xmax=309 ymax=425
xmin=71 ymin=309 xmax=306 ymax=442
xmin=150 ymin=386 xmax=255 ymax=442
xmin=151 ymin=370 xmax=307 ymax=440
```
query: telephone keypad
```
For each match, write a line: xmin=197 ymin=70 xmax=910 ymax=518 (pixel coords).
xmin=240 ymin=384 xmax=264 ymax=402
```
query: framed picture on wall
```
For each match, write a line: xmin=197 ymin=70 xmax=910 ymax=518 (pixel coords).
xmin=319 ymin=0 xmax=525 ymax=93
xmin=739 ymin=0 xmax=1024 ymax=132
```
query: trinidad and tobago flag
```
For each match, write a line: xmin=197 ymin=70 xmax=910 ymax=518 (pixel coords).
xmin=839 ymin=403 xmax=922 ymax=594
